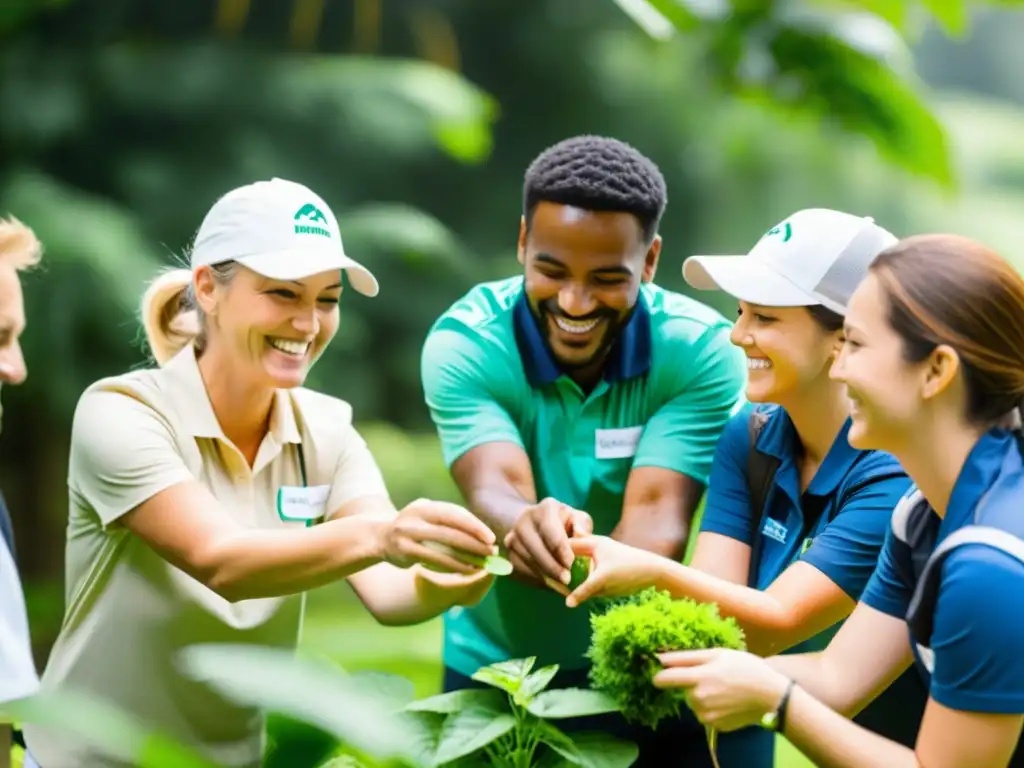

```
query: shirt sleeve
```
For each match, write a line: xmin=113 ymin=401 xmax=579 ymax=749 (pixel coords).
xmin=693 ymin=408 xmax=758 ymax=544
xmin=929 ymin=544 xmax=1024 ymax=713
xmin=421 ymin=325 xmax=524 ymax=468
xmin=800 ymin=456 xmax=912 ymax=600
xmin=632 ymin=323 xmax=747 ymax=484
xmin=68 ymin=389 xmax=195 ymax=529
xmin=859 ymin=523 xmax=916 ymax=619
xmin=326 ymin=423 xmax=391 ymax=515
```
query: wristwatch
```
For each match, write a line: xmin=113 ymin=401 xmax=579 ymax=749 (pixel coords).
xmin=761 ymin=678 xmax=797 ymax=733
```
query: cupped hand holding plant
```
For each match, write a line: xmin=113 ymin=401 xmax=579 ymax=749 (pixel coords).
xmin=654 ymin=648 xmax=791 ymax=733
xmin=379 ymin=498 xmax=499 ymax=574
xmin=503 ymin=496 xmax=593 ymax=591
xmin=561 ymin=535 xmax=665 ymax=608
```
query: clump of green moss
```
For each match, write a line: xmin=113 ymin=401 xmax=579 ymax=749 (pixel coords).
xmin=586 ymin=587 xmax=746 ymax=729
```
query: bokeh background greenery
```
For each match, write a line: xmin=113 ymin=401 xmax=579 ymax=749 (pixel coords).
xmin=6 ymin=1 xmax=1024 ymax=765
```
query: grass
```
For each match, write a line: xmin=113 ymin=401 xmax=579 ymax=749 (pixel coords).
xmin=301 ymin=584 xmax=814 ymax=768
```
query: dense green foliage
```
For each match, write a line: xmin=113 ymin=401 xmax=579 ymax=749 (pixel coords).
xmin=587 ymin=588 xmax=746 ymax=729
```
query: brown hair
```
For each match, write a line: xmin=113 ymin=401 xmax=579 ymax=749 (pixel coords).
xmin=870 ymin=234 xmax=1024 ymax=424
xmin=806 ymin=304 xmax=844 ymax=332
xmin=140 ymin=261 xmax=238 ymax=365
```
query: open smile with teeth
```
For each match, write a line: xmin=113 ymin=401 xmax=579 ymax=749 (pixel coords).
xmin=747 ymin=358 xmax=772 ymax=370
xmin=553 ymin=316 xmax=601 ymax=335
xmin=268 ymin=338 xmax=311 ymax=356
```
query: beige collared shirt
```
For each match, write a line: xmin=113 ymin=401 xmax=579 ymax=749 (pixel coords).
xmin=24 ymin=345 xmax=388 ymax=768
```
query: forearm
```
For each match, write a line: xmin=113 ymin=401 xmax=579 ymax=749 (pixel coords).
xmin=465 ymin=485 xmax=533 ymax=542
xmin=781 ymin=685 xmax=918 ymax=768
xmin=204 ymin=514 xmax=390 ymax=601
xmin=612 ymin=505 xmax=689 ymax=560
xmin=349 ymin=564 xmax=474 ymax=626
xmin=646 ymin=560 xmax=791 ymax=653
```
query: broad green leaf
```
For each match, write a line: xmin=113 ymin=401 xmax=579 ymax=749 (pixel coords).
xmin=432 ymin=706 xmax=516 ymax=766
xmin=1 ymin=690 xmax=217 ymax=768
xmin=350 ymin=670 xmax=417 ymax=710
xmin=571 ymin=732 xmax=640 ymax=768
xmin=515 ymin=664 xmax=560 ymax=706
xmin=525 ymin=689 xmax=622 ymax=720
xmin=536 ymin=721 xmax=582 ymax=764
xmin=178 ymin=644 xmax=422 ymax=763
xmin=401 ymin=711 xmax=446 ymax=767
xmin=490 ymin=658 xmax=536 ymax=679
xmin=405 ymin=688 xmax=508 ymax=715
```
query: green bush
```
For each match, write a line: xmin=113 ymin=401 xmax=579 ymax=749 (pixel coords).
xmin=586 ymin=588 xmax=746 ymax=729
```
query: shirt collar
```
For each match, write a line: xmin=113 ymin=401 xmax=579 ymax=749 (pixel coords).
xmin=756 ymin=409 xmax=862 ymax=497
xmin=163 ymin=344 xmax=302 ymax=445
xmin=943 ymin=428 xmax=1021 ymax=529
xmin=511 ymin=285 xmax=652 ymax=387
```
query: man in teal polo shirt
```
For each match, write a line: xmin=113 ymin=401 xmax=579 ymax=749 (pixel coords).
xmin=420 ymin=135 xmax=747 ymax=765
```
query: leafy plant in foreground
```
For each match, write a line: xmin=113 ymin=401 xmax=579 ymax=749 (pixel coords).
xmin=403 ymin=657 xmax=638 ymax=767
xmin=587 ymin=587 xmax=746 ymax=729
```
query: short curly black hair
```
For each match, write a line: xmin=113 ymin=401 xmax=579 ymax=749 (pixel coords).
xmin=523 ymin=135 xmax=667 ymax=244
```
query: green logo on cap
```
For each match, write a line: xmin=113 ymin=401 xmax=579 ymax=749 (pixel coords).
xmin=766 ymin=222 xmax=792 ymax=242
xmin=294 ymin=203 xmax=331 ymax=238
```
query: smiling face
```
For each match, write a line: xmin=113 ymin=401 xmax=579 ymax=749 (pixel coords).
xmin=196 ymin=264 xmax=341 ymax=389
xmin=831 ymin=272 xmax=936 ymax=452
xmin=518 ymin=201 xmax=659 ymax=373
xmin=730 ymin=301 xmax=842 ymax=406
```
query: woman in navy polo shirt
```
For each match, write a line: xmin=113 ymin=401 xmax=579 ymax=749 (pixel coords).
xmin=654 ymin=233 xmax=1024 ymax=767
xmin=564 ymin=209 xmax=927 ymax=753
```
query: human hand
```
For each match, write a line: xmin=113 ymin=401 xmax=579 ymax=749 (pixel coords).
xmin=653 ymin=649 xmax=790 ymax=733
xmin=380 ymin=498 xmax=497 ymax=574
xmin=503 ymin=497 xmax=593 ymax=592
xmin=563 ymin=535 xmax=664 ymax=608
xmin=413 ymin=565 xmax=495 ymax=609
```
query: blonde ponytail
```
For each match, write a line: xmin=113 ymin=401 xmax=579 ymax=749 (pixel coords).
xmin=141 ymin=269 xmax=199 ymax=365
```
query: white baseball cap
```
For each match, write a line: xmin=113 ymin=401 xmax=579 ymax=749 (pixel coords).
xmin=190 ymin=177 xmax=379 ymax=297
xmin=682 ymin=208 xmax=897 ymax=315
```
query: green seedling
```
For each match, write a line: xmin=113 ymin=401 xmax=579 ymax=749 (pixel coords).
xmin=423 ymin=542 xmax=513 ymax=576
xmin=568 ymin=555 xmax=591 ymax=591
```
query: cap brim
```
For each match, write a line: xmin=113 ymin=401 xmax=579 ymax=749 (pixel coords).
xmin=682 ymin=255 xmax=815 ymax=307
xmin=239 ymin=249 xmax=379 ymax=297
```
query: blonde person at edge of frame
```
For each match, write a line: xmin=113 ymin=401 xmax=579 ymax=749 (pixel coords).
xmin=562 ymin=208 xmax=928 ymax=750
xmin=20 ymin=178 xmax=498 ymax=768
xmin=654 ymin=235 xmax=1024 ymax=768
xmin=0 ymin=218 xmax=42 ymax=768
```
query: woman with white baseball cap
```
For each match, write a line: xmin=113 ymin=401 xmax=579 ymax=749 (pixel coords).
xmin=564 ymin=208 xmax=928 ymax=763
xmin=22 ymin=178 xmax=498 ymax=768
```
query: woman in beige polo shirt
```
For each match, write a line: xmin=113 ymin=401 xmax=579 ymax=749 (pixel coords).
xmin=23 ymin=178 xmax=499 ymax=768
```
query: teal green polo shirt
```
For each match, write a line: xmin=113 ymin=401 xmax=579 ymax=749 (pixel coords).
xmin=420 ymin=276 xmax=747 ymax=675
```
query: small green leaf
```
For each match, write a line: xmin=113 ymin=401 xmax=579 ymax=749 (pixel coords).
xmin=406 ymin=688 xmax=508 ymax=715
xmin=432 ymin=706 xmax=517 ymax=765
xmin=568 ymin=557 xmax=591 ymax=591
xmin=526 ymin=688 xmax=621 ymax=720
xmin=571 ymin=732 xmax=640 ymax=768
xmin=471 ymin=657 xmax=535 ymax=693
xmin=484 ymin=554 xmax=514 ymax=576
xmin=515 ymin=664 xmax=560 ymax=706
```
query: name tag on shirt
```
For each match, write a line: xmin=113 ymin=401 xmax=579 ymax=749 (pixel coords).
xmin=277 ymin=485 xmax=330 ymax=524
xmin=595 ymin=426 xmax=643 ymax=459
xmin=761 ymin=518 xmax=788 ymax=544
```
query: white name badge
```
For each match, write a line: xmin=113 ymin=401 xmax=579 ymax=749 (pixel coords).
xmin=761 ymin=518 xmax=788 ymax=544
xmin=277 ymin=485 xmax=330 ymax=524
xmin=595 ymin=426 xmax=643 ymax=460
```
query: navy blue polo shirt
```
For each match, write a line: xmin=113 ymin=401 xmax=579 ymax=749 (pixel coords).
xmin=699 ymin=404 xmax=927 ymax=745
xmin=862 ymin=429 xmax=1024 ymax=717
